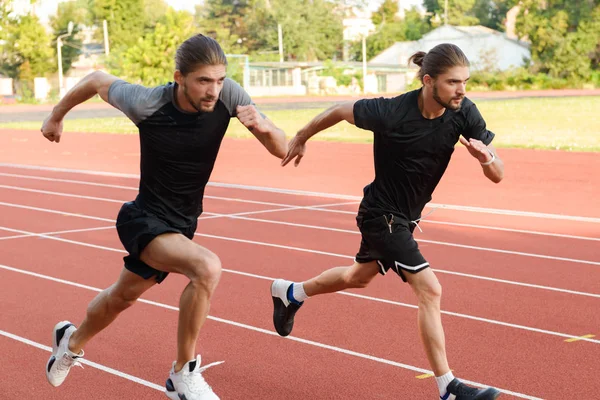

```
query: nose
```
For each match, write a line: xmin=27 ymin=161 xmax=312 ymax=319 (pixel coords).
xmin=206 ymin=82 xmax=219 ymax=98
xmin=457 ymin=82 xmax=466 ymax=95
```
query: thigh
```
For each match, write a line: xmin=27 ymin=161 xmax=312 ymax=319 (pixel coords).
xmin=348 ymin=260 xmax=381 ymax=281
xmin=139 ymin=232 xmax=219 ymax=279
xmin=404 ymin=267 xmax=439 ymax=291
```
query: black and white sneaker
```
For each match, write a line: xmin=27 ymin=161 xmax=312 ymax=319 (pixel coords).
xmin=46 ymin=321 xmax=84 ymax=387
xmin=165 ymin=355 xmax=222 ymax=400
xmin=442 ymin=378 xmax=501 ymax=400
xmin=271 ymin=279 xmax=303 ymax=337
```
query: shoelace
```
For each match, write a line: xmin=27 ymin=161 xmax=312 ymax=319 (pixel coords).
xmin=186 ymin=361 xmax=224 ymax=393
xmin=56 ymin=354 xmax=83 ymax=374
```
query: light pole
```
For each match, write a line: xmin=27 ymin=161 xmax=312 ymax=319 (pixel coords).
xmin=278 ymin=23 xmax=283 ymax=63
xmin=362 ymin=34 xmax=367 ymax=94
xmin=57 ymin=21 xmax=74 ymax=99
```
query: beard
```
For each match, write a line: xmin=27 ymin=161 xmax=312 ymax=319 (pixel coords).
xmin=182 ymin=83 xmax=217 ymax=113
xmin=433 ymin=84 xmax=464 ymax=111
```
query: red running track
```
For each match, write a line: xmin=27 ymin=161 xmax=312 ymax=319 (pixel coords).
xmin=0 ymin=133 xmax=599 ymax=399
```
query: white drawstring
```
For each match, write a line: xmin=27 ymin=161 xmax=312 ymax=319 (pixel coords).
xmin=410 ymin=207 xmax=438 ymax=233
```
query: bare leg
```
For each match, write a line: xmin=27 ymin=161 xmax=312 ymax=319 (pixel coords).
xmin=405 ymin=268 xmax=450 ymax=376
xmin=303 ymin=261 xmax=380 ymax=296
xmin=140 ymin=233 xmax=222 ymax=372
xmin=69 ymin=268 xmax=156 ymax=353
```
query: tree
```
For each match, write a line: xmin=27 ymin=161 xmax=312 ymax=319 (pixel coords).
xmin=89 ymin=0 xmax=147 ymax=51
xmin=0 ymin=14 xmax=54 ymax=96
xmin=424 ymin=0 xmax=481 ymax=26
xmin=246 ymin=0 xmax=344 ymax=61
xmin=195 ymin=0 xmax=251 ymax=55
xmin=113 ymin=9 xmax=196 ymax=86
xmin=50 ymin=1 xmax=89 ymax=75
xmin=516 ymin=0 xmax=600 ymax=81
xmin=371 ymin=0 xmax=398 ymax=26
xmin=472 ymin=0 xmax=518 ymax=31
xmin=349 ymin=6 xmax=431 ymax=61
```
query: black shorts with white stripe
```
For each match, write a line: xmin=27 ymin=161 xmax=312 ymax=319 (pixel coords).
xmin=354 ymin=212 xmax=429 ymax=282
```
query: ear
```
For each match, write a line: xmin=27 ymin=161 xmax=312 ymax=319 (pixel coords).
xmin=423 ymin=74 xmax=434 ymax=88
xmin=174 ymin=70 xmax=184 ymax=85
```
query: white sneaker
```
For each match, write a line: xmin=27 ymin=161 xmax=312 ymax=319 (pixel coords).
xmin=46 ymin=321 xmax=84 ymax=387
xmin=165 ymin=355 xmax=223 ymax=400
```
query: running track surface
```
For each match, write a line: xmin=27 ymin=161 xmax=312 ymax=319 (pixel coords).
xmin=0 ymin=128 xmax=598 ymax=400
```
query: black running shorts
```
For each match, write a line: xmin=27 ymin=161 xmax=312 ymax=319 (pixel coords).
xmin=355 ymin=212 xmax=429 ymax=282
xmin=115 ymin=201 xmax=197 ymax=283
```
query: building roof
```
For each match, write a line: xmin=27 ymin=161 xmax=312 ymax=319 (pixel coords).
xmin=370 ymin=24 xmax=530 ymax=68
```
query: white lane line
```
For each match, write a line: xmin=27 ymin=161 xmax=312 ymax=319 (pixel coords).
xmin=0 ymin=163 xmax=597 ymax=223
xmin=0 ymin=201 xmax=599 ymax=299
xmin=1 ymin=171 xmax=598 ymax=240
xmin=0 ymin=225 xmax=114 ymax=240
xmin=0 ymin=329 xmax=163 ymax=391
xmin=0 ymin=264 xmax=543 ymax=400
xmin=2 ymin=226 xmax=598 ymax=344
xmin=0 ymin=197 xmax=597 ymax=267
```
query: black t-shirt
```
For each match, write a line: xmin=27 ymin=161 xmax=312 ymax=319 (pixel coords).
xmin=353 ymin=89 xmax=495 ymax=221
xmin=108 ymin=78 xmax=260 ymax=228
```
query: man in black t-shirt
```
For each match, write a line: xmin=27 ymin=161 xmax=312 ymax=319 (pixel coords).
xmin=41 ymin=34 xmax=287 ymax=400
xmin=271 ymin=44 xmax=504 ymax=399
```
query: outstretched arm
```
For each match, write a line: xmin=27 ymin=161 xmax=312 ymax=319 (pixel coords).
xmin=282 ymin=101 xmax=356 ymax=167
xmin=459 ymin=137 xmax=504 ymax=183
xmin=41 ymin=71 xmax=119 ymax=143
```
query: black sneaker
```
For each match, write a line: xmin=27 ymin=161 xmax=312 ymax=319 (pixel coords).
xmin=271 ymin=279 xmax=303 ymax=337
xmin=443 ymin=378 xmax=501 ymax=400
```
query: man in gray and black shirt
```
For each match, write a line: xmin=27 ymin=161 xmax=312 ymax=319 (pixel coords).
xmin=41 ymin=34 xmax=287 ymax=400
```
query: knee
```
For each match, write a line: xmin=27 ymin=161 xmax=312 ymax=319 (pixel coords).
xmin=188 ymin=251 xmax=222 ymax=293
xmin=106 ymin=287 xmax=140 ymax=313
xmin=417 ymin=280 xmax=442 ymax=306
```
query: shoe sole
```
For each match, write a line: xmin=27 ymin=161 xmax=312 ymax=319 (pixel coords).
xmin=46 ymin=321 xmax=75 ymax=387
xmin=476 ymin=387 xmax=501 ymax=399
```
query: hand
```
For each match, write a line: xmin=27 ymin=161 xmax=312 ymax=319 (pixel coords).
xmin=41 ymin=116 xmax=63 ymax=143
xmin=236 ymin=105 xmax=266 ymax=133
xmin=281 ymin=135 xmax=306 ymax=167
xmin=459 ymin=136 xmax=492 ymax=163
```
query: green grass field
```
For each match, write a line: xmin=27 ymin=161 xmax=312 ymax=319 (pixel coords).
xmin=2 ymin=96 xmax=599 ymax=151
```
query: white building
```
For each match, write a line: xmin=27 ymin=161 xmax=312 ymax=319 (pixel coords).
xmin=370 ymin=24 xmax=531 ymax=71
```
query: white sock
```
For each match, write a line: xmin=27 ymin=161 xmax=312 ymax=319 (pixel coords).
xmin=290 ymin=282 xmax=308 ymax=303
xmin=436 ymin=371 xmax=455 ymax=397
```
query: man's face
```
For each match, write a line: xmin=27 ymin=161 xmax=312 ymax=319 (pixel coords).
xmin=428 ymin=66 xmax=469 ymax=111
xmin=175 ymin=64 xmax=227 ymax=112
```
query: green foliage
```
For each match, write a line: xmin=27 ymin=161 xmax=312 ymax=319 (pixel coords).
xmin=471 ymin=0 xmax=519 ymax=31
xmin=349 ymin=7 xmax=431 ymax=61
xmin=319 ymin=60 xmax=361 ymax=87
xmin=196 ymin=0 xmax=251 ymax=55
xmin=371 ymin=0 xmax=398 ymax=26
xmin=89 ymin=0 xmax=148 ymax=51
xmin=197 ymin=0 xmax=343 ymax=61
xmin=0 ymin=14 xmax=54 ymax=95
xmin=516 ymin=0 xmax=600 ymax=82
xmin=112 ymin=9 xmax=196 ymax=86
xmin=50 ymin=1 xmax=89 ymax=75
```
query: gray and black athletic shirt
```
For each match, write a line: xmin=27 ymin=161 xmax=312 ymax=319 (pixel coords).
xmin=353 ymin=88 xmax=495 ymax=222
xmin=108 ymin=78 xmax=257 ymax=228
